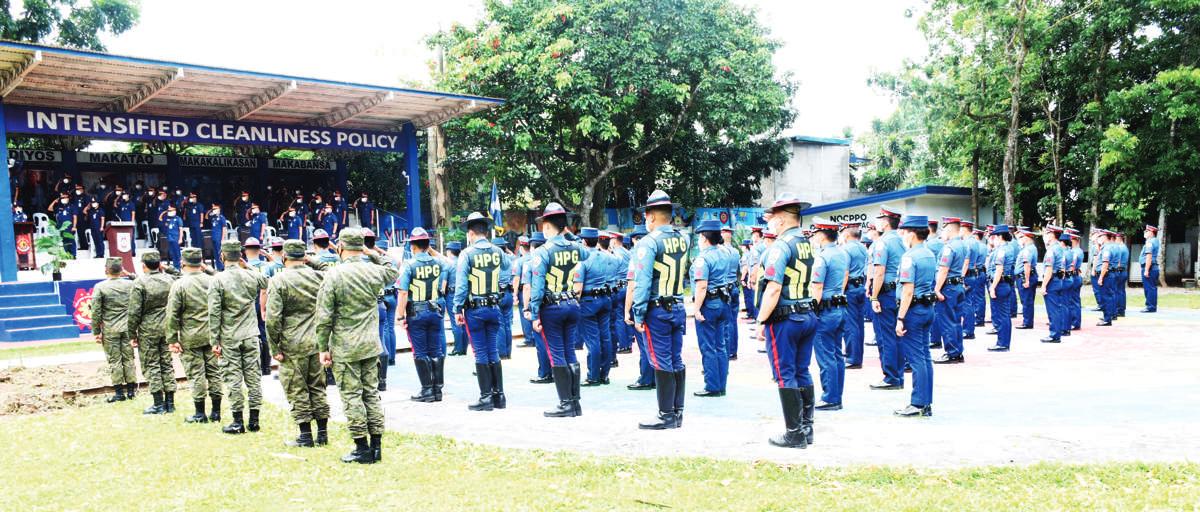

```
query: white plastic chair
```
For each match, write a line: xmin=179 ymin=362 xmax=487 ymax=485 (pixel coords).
xmin=150 ymin=228 xmax=159 ymax=245
xmin=84 ymin=230 xmax=98 ymax=259
xmin=263 ymin=226 xmax=277 ymax=240
xmin=180 ymin=228 xmax=192 ymax=248
xmin=33 ymin=213 xmax=50 ymax=236
xmin=224 ymin=220 xmax=235 ymax=240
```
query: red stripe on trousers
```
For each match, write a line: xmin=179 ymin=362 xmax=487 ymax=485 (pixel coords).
xmin=769 ymin=324 xmax=783 ymax=388
xmin=539 ymin=329 xmax=556 ymax=368
xmin=643 ymin=324 xmax=659 ymax=371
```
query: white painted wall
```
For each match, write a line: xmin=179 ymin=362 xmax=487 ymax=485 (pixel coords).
xmin=760 ymin=142 xmax=860 ymax=207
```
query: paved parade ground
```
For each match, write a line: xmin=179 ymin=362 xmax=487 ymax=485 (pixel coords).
xmin=252 ymin=303 xmax=1200 ymax=468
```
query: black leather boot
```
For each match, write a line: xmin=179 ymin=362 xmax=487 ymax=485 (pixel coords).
xmin=342 ymin=437 xmax=374 ymax=464
xmin=247 ymin=409 xmax=260 ymax=432
xmin=431 ymin=357 xmax=445 ymax=401
xmin=569 ymin=363 xmax=582 ymax=416
xmin=208 ymin=395 xmax=221 ymax=423
xmin=673 ymin=367 xmax=686 ymax=427
xmin=106 ymin=385 xmax=126 ymax=403
xmin=315 ymin=417 xmax=329 ymax=446
xmin=468 ymin=363 xmax=494 ymax=411
xmin=490 ymin=361 xmax=506 ymax=409
xmin=544 ymin=366 xmax=576 ymax=417
xmin=163 ymin=391 xmax=176 ymax=413
xmin=799 ymin=386 xmax=815 ymax=446
xmin=769 ymin=388 xmax=806 ymax=448
xmin=287 ymin=422 xmax=314 ymax=447
xmin=370 ymin=434 xmax=382 ymax=462
xmin=223 ymin=410 xmax=246 ymax=434
xmin=143 ymin=391 xmax=165 ymax=415
xmin=638 ymin=370 xmax=679 ymax=429
xmin=410 ymin=358 xmax=434 ymax=402
xmin=185 ymin=399 xmax=208 ymax=423
xmin=125 ymin=383 xmax=137 ymax=400
xmin=377 ymin=355 xmax=389 ymax=391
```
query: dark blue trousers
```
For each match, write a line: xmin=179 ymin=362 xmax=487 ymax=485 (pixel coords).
xmin=464 ymin=305 xmax=500 ymax=364
xmin=1045 ymin=279 xmax=1064 ymax=339
xmin=1017 ymin=279 xmax=1037 ymax=328
xmin=1117 ymin=271 xmax=1128 ymax=315
xmin=643 ymin=304 xmax=685 ymax=372
xmin=579 ymin=296 xmax=612 ymax=381
xmin=724 ymin=290 xmax=740 ymax=358
xmin=609 ymin=291 xmax=626 ymax=357
xmin=938 ymin=284 xmax=965 ymax=357
xmin=992 ymin=282 xmax=1014 ymax=348
xmin=537 ymin=302 xmax=579 ymax=367
xmin=975 ymin=275 xmax=988 ymax=325
xmin=872 ymin=289 xmax=903 ymax=386
xmin=379 ymin=292 xmax=397 ymax=361
xmin=89 ymin=227 xmax=105 ymax=257
xmin=167 ymin=240 xmax=182 ymax=268
xmin=695 ymin=298 xmax=729 ymax=393
xmin=446 ymin=297 xmax=466 ymax=354
xmin=843 ymin=285 xmax=866 ymax=365
xmin=764 ymin=311 xmax=816 ymax=388
xmin=633 ymin=325 xmax=653 ymax=385
xmin=1143 ymin=266 xmax=1159 ymax=311
xmin=742 ymin=285 xmax=757 ymax=319
xmin=1099 ymin=275 xmax=1117 ymax=322
xmin=407 ymin=310 xmax=444 ymax=358
xmin=813 ymin=305 xmax=846 ymax=404
xmin=1071 ymin=275 xmax=1083 ymax=329
xmin=518 ymin=294 xmax=534 ymax=346
xmin=899 ymin=303 xmax=934 ymax=407
xmin=497 ymin=292 xmax=514 ymax=357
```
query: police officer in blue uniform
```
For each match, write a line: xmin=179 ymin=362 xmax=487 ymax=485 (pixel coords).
xmin=742 ymin=227 xmax=764 ymax=322
xmin=933 ymin=217 xmax=969 ymax=364
xmin=868 ymin=206 xmax=906 ymax=390
xmin=522 ymin=232 xmax=555 ymax=383
xmin=492 ymin=237 xmax=516 ymax=360
xmin=985 ymin=225 xmax=1017 ymax=351
xmin=320 ymin=203 xmax=340 ymax=239
xmin=356 ymin=192 xmax=376 ymax=231
xmin=84 ymin=199 xmax=105 ymax=258
xmin=839 ymin=222 xmax=868 ymax=369
xmin=528 ymin=204 xmax=586 ymax=416
xmin=208 ymin=204 xmax=227 ymax=270
xmin=1015 ymin=228 xmax=1040 ymax=330
xmin=624 ymin=224 xmax=657 ymax=391
xmin=442 ymin=241 xmax=467 ymax=356
xmin=809 ymin=218 xmax=849 ymax=410
xmin=12 ymin=205 xmax=28 ymax=223
xmin=894 ymin=214 xmax=937 ymax=417
xmin=576 ymin=227 xmax=615 ymax=387
xmin=1116 ymin=232 xmax=1130 ymax=317
xmin=607 ymin=232 xmax=632 ymax=360
xmin=115 ymin=189 xmax=136 ymax=223
xmin=377 ymin=238 xmax=398 ymax=372
xmin=755 ymin=194 xmax=816 ymax=447
xmin=924 ymin=219 xmax=945 ymax=349
xmin=1095 ymin=230 xmax=1118 ymax=326
xmin=1067 ymin=230 xmax=1084 ymax=329
xmin=453 ymin=213 xmax=508 ymax=411
xmin=691 ymin=220 xmax=733 ymax=397
xmin=1039 ymin=228 xmax=1066 ymax=343
xmin=512 ymin=236 xmax=534 ymax=347
xmin=50 ymin=193 xmax=78 ymax=256
xmin=284 ymin=207 xmax=305 ymax=241
xmin=160 ymin=204 xmax=184 ymax=268
xmin=183 ymin=192 xmax=205 ymax=249
xmin=246 ymin=203 xmax=268 ymax=242
xmin=400 ymin=228 xmax=447 ymax=403
xmin=630 ymin=191 xmax=690 ymax=430
xmin=1141 ymin=225 xmax=1160 ymax=313
xmin=718 ymin=226 xmax=742 ymax=361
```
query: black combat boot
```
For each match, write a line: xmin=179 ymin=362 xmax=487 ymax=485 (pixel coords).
xmin=105 ymin=385 xmax=126 ymax=403
xmin=673 ymin=367 xmax=686 ymax=427
xmin=431 ymin=357 xmax=445 ymax=402
xmin=569 ymin=363 xmax=582 ymax=416
xmin=638 ymin=370 xmax=679 ymax=429
xmin=315 ymin=417 xmax=329 ymax=446
xmin=370 ymin=433 xmax=382 ymax=462
xmin=799 ymin=386 xmax=815 ymax=446
xmin=543 ymin=366 xmax=576 ymax=417
xmin=287 ymin=422 xmax=314 ymax=448
xmin=143 ymin=391 xmax=165 ymax=415
xmin=410 ymin=358 xmax=434 ymax=402
xmin=490 ymin=361 xmax=506 ymax=409
xmin=468 ymin=363 xmax=494 ymax=411
xmin=342 ymin=437 xmax=374 ymax=464
xmin=208 ymin=395 xmax=222 ymax=423
xmin=185 ymin=399 xmax=208 ymax=423
xmin=247 ymin=409 xmax=260 ymax=432
xmin=223 ymin=410 xmax=246 ymax=434
xmin=377 ymin=355 xmax=389 ymax=391
xmin=126 ymin=383 xmax=137 ymax=400
xmin=163 ymin=391 xmax=176 ymax=413
xmin=769 ymin=388 xmax=806 ymax=448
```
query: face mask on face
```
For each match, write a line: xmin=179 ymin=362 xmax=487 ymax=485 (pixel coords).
xmin=252 ymin=208 xmax=259 ymax=214
xmin=121 ymin=194 xmax=130 ymax=200
xmin=63 ymin=178 xmax=70 ymax=184
xmin=75 ymin=190 xmax=83 ymax=195
xmin=91 ymin=202 xmax=99 ymax=208
xmin=135 ymin=185 xmax=143 ymax=190
xmin=60 ymin=199 xmax=68 ymax=205
xmin=159 ymin=196 xmax=167 ymax=201
xmin=212 ymin=210 xmax=221 ymax=216
xmin=168 ymin=212 xmax=176 ymax=217
xmin=315 ymin=199 xmax=322 ymax=204
xmin=242 ymin=195 xmax=249 ymax=200
xmin=288 ymin=212 xmax=296 ymax=218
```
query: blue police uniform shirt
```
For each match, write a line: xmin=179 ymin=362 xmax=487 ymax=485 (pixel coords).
xmin=1051 ymin=243 xmax=1068 ymax=274
xmin=1120 ymin=243 xmax=1130 ymax=269
xmin=812 ymin=243 xmax=849 ymax=299
xmin=321 ymin=211 xmax=339 ymax=235
xmin=899 ymin=242 xmax=937 ymax=296
xmin=579 ymin=246 xmax=614 ymax=292
xmin=926 ymin=236 xmax=945 ymax=268
xmin=184 ymin=201 xmax=205 ymax=226
xmin=498 ymin=251 xmax=514 ymax=288
xmin=528 ymin=235 xmax=587 ymax=321
xmin=721 ymin=244 xmax=742 ymax=287
xmin=161 ymin=215 xmax=183 ymax=242
xmin=520 ymin=255 xmax=534 ymax=289
xmin=1070 ymin=246 xmax=1083 ymax=273
xmin=154 ymin=200 xmax=171 ymax=222
xmin=691 ymin=245 xmax=732 ymax=296
xmin=1142 ymin=238 xmax=1160 ymax=267
xmin=116 ymin=199 xmax=136 ymax=222
xmin=85 ymin=209 xmax=103 ymax=228
xmin=286 ymin=214 xmax=304 ymax=238
xmin=630 ymin=225 xmax=689 ymax=324
xmin=52 ymin=203 xmax=74 ymax=227
xmin=453 ymin=238 xmax=509 ymax=314
xmin=209 ymin=212 xmax=226 ymax=233
xmin=356 ymin=199 xmax=375 ymax=225
xmin=13 ymin=210 xmax=28 ymax=223
xmin=263 ymin=259 xmax=284 ymax=278
xmin=511 ymin=253 xmax=527 ymax=286
xmin=1018 ymin=242 xmax=1039 ymax=281
xmin=399 ymin=252 xmax=445 ymax=303
xmin=843 ymin=239 xmax=868 ymax=279
xmin=248 ymin=212 xmax=268 ymax=237
xmin=871 ymin=230 xmax=906 ymax=284
xmin=1100 ymin=242 xmax=1116 ymax=272
xmin=761 ymin=227 xmax=815 ymax=306
xmin=997 ymin=241 xmax=1017 ymax=276
xmin=940 ymin=238 xmax=968 ymax=279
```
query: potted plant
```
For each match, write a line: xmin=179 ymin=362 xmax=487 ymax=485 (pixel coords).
xmin=35 ymin=221 xmax=75 ymax=281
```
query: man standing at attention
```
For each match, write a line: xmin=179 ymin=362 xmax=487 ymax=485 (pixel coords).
xmin=209 ymin=240 xmax=269 ymax=434
xmin=128 ymin=251 xmax=178 ymax=415
xmin=166 ymin=248 xmax=222 ymax=424
xmin=91 ymin=258 xmax=137 ymax=403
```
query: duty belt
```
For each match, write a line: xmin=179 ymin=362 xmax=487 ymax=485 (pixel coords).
xmin=582 ymin=288 xmax=611 ymax=298
xmin=543 ymin=291 xmax=578 ymax=306
xmin=815 ymin=295 xmax=848 ymax=312
xmin=1115 ymin=267 xmax=1127 ymax=272
xmin=847 ymin=277 xmax=865 ymax=287
xmin=767 ymin=300 xmax=814 ymax=324
xmin=499 ymin=284 xmax=514 ymax=293
xmin=709 ymin=283 xmax=735 ymax=302
xmin=966 ymin=268 xmax=982 ymax=277
xmin=466 ymin=295 xmax=501 ymax=309
xmin=912 ymin=293 xmax=939 ymax=306
xmin=408 ymin=300 xmax=442 ymax=316
xmin=1054 ymin=270 xmax=1072 ymax=279
xmin=649 ymin=296 xmax=683 ymax=312
xmin=879 ymin=282 xmax=897 ymax=293
xmin=999 ymin=275 xmax=1015 ymax=284
xmin=946 ymin=276 xmax=965 ymax=286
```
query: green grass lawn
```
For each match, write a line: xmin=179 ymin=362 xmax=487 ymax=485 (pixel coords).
xmin=0 ymin=340 xmax=100 ymax=361
xmin=2 ymin=397 xmax=1198 ymax=510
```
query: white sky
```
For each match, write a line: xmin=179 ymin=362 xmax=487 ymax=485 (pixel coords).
xmin=100 ymin=0 xmax=926 ymax=140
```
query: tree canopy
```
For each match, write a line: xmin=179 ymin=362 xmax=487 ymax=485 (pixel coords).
xmin=0 ymin=0 xmax=139 ymax=51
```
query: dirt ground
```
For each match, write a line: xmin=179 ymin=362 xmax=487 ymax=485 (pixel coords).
xmin=0 ymin=362 xmax=109 ymax=416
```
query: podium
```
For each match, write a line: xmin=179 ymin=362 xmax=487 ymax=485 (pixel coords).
xmin=15 ymin=221 xmax=35 ymax=270
xmin=105 ymin=222 xmax=136 ymax=273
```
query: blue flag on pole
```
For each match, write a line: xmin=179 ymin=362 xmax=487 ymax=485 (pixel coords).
xmin=489 ymin=180 xmax=503 ymax=230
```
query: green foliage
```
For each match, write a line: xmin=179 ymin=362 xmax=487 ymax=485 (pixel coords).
xmin=34 ymin=220 xmax=75 ymax=274
xmin=0 ymin=0 xmax=139 ymax=51
xmin=431 ymin=0 xmax=794 ymax=222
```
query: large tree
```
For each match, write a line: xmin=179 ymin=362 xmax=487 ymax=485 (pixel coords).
xmin=0 ymin=0 xmax=138 ymax=51
xmin=431 ymin=0 xmax=793 ymax=224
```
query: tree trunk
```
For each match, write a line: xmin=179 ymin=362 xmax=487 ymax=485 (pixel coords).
xmin=1158 ymin=206 xmax=1167 ymax=287
xmin=1088 ymin=36 xmax=1111 ymax=227
xmin=427 ymin=124 xmax=450 ymax=228
xmin=999 ymin=0 xmax=1028 ymax=225
xmin=971 ymin=147 xmax=981 ymax=225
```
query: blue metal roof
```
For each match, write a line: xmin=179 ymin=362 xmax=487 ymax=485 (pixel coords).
xmin=801 ymin=186 xmax=972 ymax=215
xmin=790 ymin=135 xmax=851 ymax=146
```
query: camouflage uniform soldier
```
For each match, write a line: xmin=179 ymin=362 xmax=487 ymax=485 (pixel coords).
xmin=209 ymin=239 xmax=269 ymax=434
xmin=90 ymin=257 xmax=137 ymax=403
xmin=266 ymin=239 xmax=331 ymax=448
xmin=166 ymin=247 xmax=222 ymax=424
xmin=128 ymin=250 xmax=179 ymax=414
xmin=315 ymin=228 xmax=399 ymax=464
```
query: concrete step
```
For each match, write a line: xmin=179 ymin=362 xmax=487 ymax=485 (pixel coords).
xmin=0 ymin=315 xmax=77 ymax=330
xmin=0 ymin=304 xmax=68 ymax=319
xmin=0 ymin=293 xmax=61 ymax=308
xmin=0 ymin=324 xmax=80 ymax=342
xmin=0 ymin=281 xmax=55 ymax=296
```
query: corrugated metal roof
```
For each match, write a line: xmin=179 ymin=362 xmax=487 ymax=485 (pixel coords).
xmin=0 ymin=40 xmax=502 ymax=131
xmin=789 ymin=135 xmax=851 ymax=146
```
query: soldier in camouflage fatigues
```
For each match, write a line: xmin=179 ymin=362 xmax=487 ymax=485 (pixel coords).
xmin=266 ymin=239 xmax=331 ymax=448
xmin=315 ymin=228 xmax=399 ymax=464
xmin=166 ymin=247 xmax=222 ymax=424
xmin=209 ymin=239 xmax=269 ymax=434
xmin=129 ymin=250 xmax=179 ymax=415
xmin=90 ymin=257 xmax=137 ymax=403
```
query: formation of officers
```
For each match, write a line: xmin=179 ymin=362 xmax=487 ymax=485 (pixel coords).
xmin=27 ymin=174 xmax=379 ymax=269
xmin=82 ymin=185 xmax=1164 ymax=460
